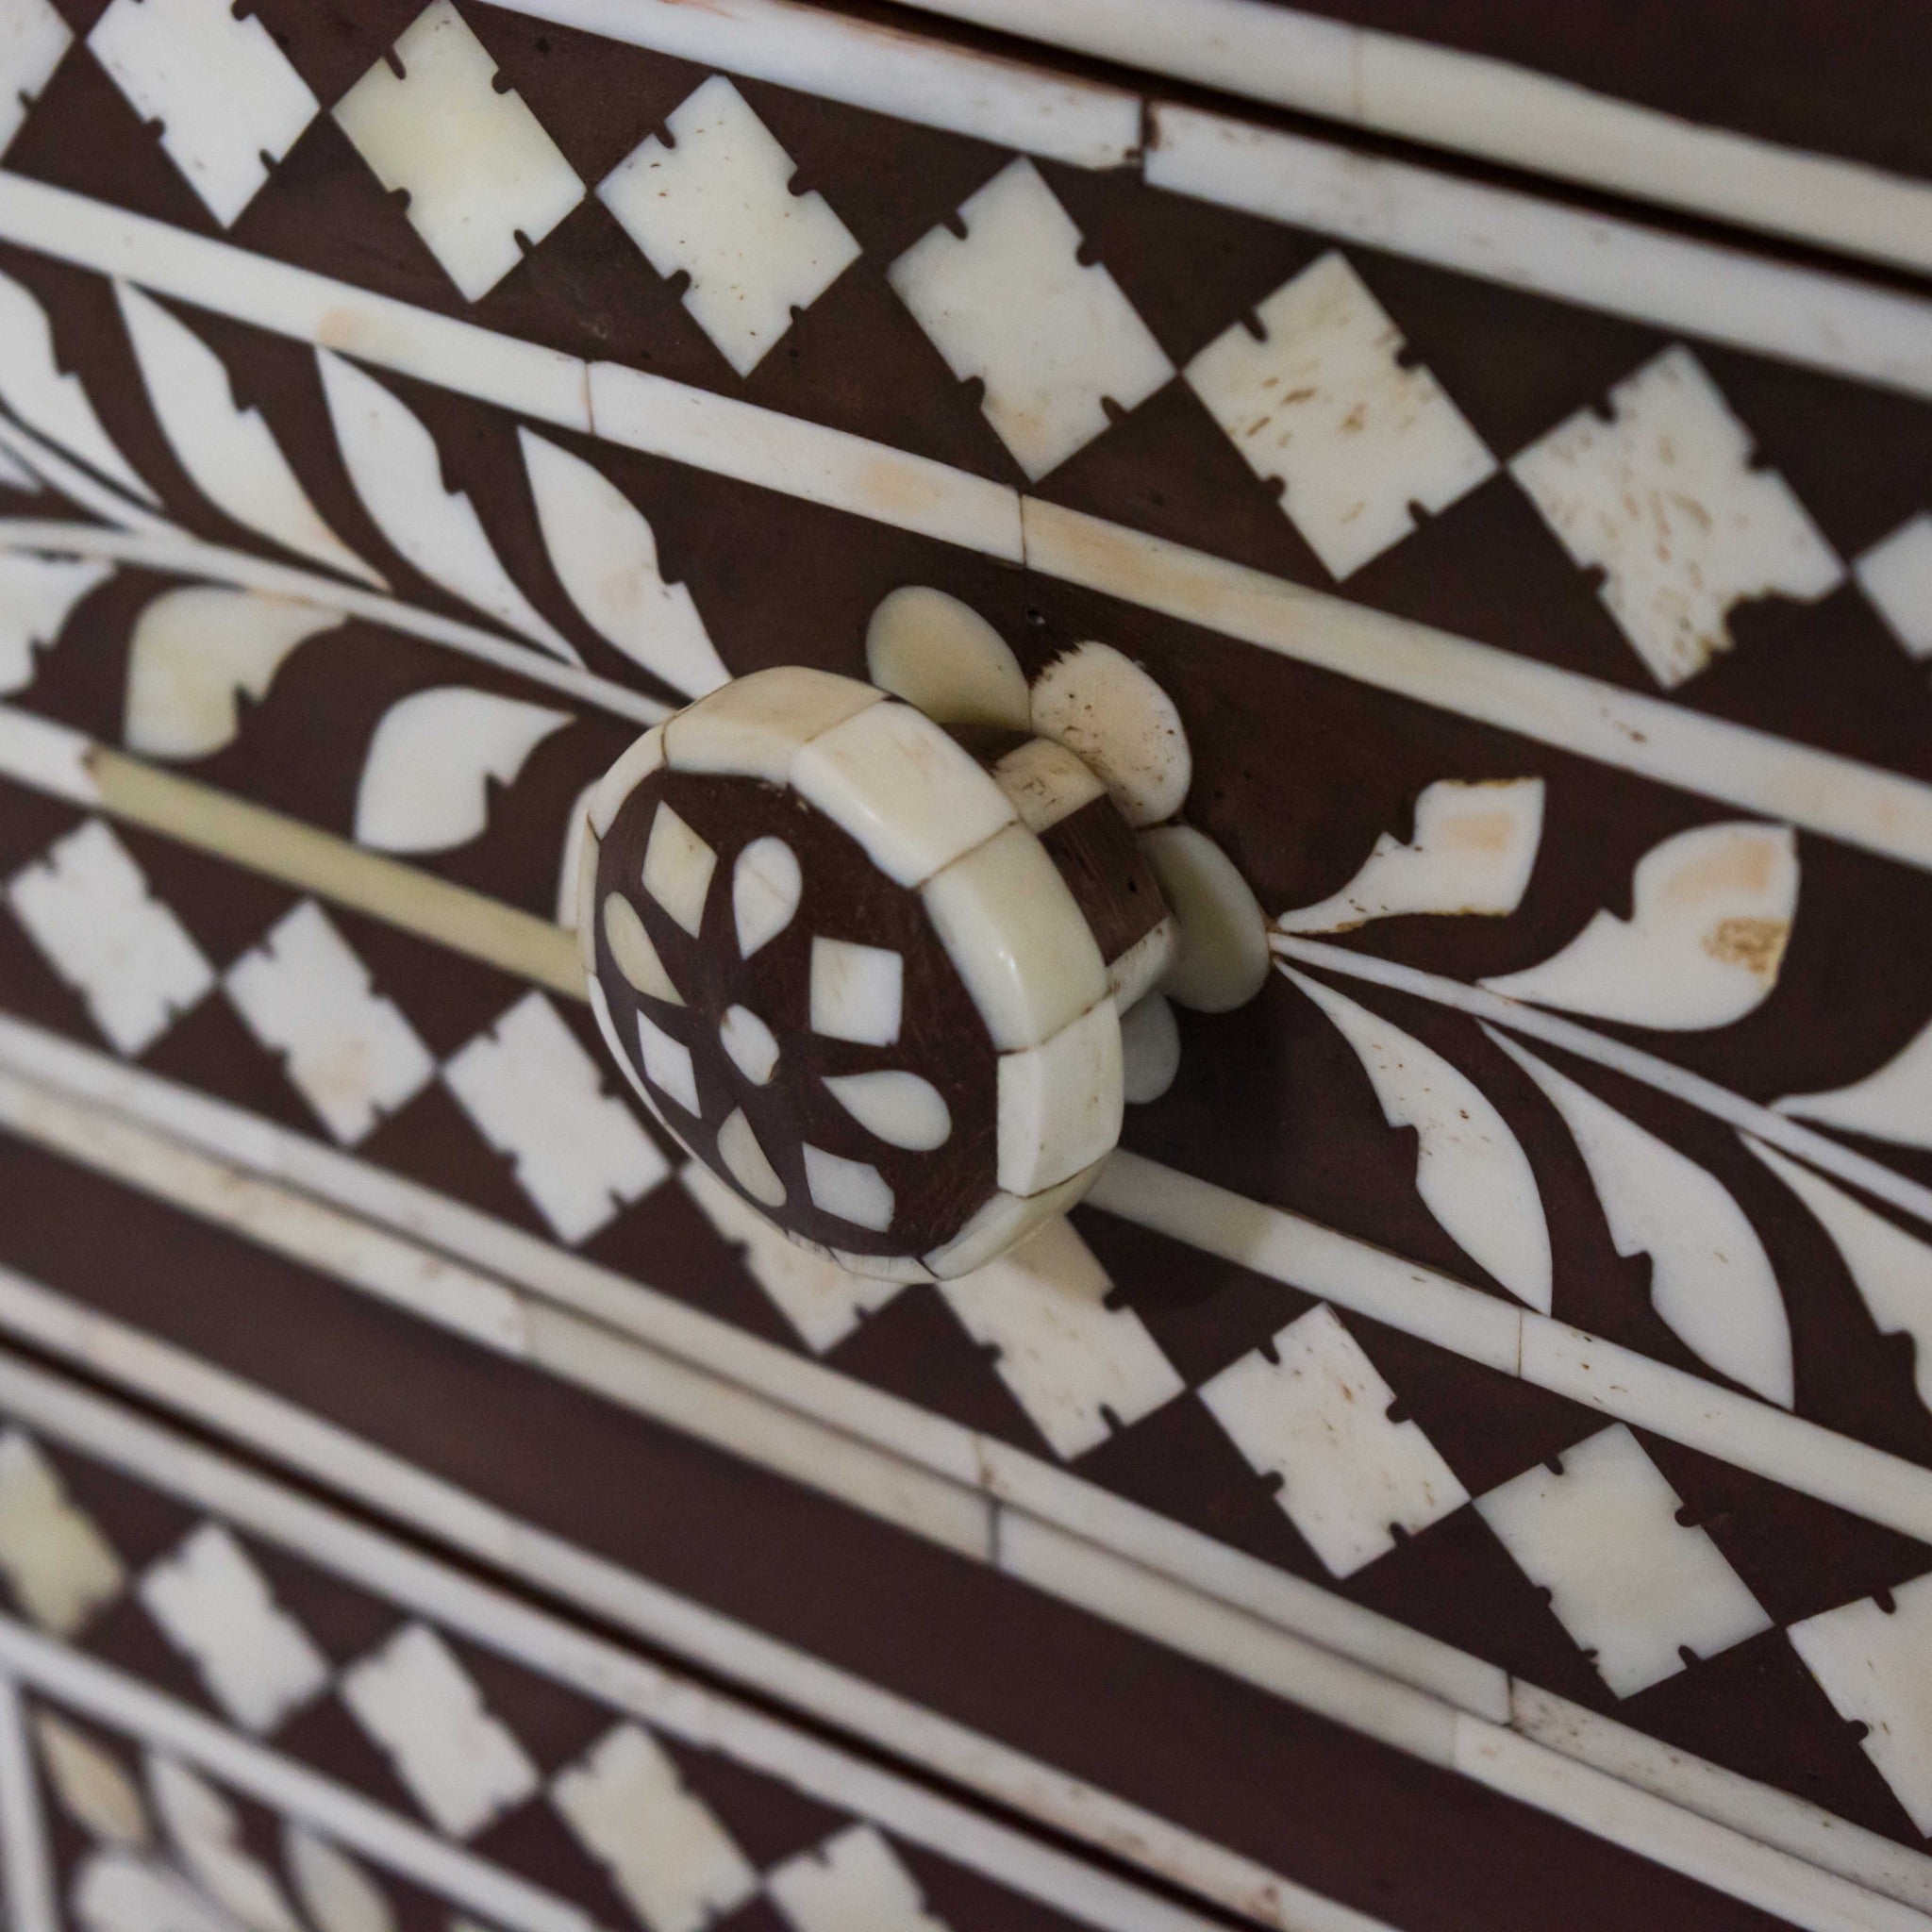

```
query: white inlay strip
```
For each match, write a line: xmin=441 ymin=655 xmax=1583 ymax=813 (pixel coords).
xmin=1087 ymin=1151 xmax=1932 ymax=1550
xmin=0 ymin=1619 xmax=599 ymax=1932
xmin=0 ymin=1672 xmax=57 ymax=1932
xmin=890 ymin=0 xmax=1932 ymax=280
xmin=1146 ymin=108 xmax=1932 ymax=406
xmin=0 ymin=1267 xmax=1915 ymax=1932
xmin=502 ymin=0 xmax=1139 ymax=171
xmin=0 ymin=175 xmax=1929 ymax=871
xmin=0 ymin=1268 xmax=1350 ymax=1932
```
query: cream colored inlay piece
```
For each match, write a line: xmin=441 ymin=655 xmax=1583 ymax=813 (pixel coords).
xmin=0 ymin=1430 xmax=123 ymax=1636
xmin=890 ymin=158 xmax=1174 ymax=481
xmin=732 ymin=838 xmax=802 ymax=958
xmin=603 ymin=894 xmax=683 ymax=1005
xmin=1478 ymin=1424 xmax=1771 ymax=1698
xmin=1202 ymin=1304 xmax=1468 ymax=1576
xmin=599 ymin=76 xmax=859 ymax=378
xmin=641 ymin=804 xmax=718 ymax=940
xmin=333 ymin=1 xmax=583 ymax=300
xmin=803 ymin=1145 xmax=895 ymax=1232
xmin=809 ymin=939 xmax=903 ymax=1047
xmin=1187 ymin=251 xmax=1494 ymax=579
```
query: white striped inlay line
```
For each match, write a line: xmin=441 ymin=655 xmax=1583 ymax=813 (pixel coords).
xmin=0 ymin=1355 xmax=1238 ymax=1932
xmin=0 ymin=1018 xmax=1928 ymax=1922
xmin=0 ymin=1251 xmax=1919 ymax=1932
xmin=1271 ymin=937 xmax=1932 ymax=1234
xmin=0 ymin=1618 xmax=601 ymax=1932
xmin=1 ymin=174 xmax=1931 ymax=873
xmin=0 ymin=1671 xmax=56 ymax=1932
xmin=0 ymin=1264 xmax=1374 ymax=1932
xmin=886 ymin=0 xmax=1932 ymax=281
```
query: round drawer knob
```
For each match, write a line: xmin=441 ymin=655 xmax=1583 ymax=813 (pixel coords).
xmin=579 ymin=665 xmax=1174 ymax=1280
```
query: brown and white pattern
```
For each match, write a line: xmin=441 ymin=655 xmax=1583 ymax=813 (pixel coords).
xmin=0 ymin=3 xmax=1928 ymax=1929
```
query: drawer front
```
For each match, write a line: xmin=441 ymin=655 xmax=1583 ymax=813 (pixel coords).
xmin=0 ymin=6 xmax=1929 ymax=1930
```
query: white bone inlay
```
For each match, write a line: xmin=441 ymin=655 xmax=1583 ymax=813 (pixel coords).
xmin=641 ymin=804 xmax=718 ymax=939
xmin=636 ymin=1010 xmax=701 ymax=1118
xmin=1028 ymin=642 xmax=1191 ymax=828
xmin=1512 ymin=346 xmax=1842 ymax=688
xmin=1790 ymin=1571 xmax=1932 ymax=1836
xmin=890 ymin=158 xmax=1174 ymax=481
xmin=90 ymin=0 xmax=318 ymax=225
xmin=715 ymin=1108 xmax=785 ymax=1208
xmin=792 ymin=701 xmax=1015 ymax=889
xmin=599 ymin=75 xmax=859 ymax=378
xmin=552 ymin=1723 xmax=758 ymax=1932
xmin=0 ymin=0 xmax=67 ymax=160
xmin=1477 ymin=1424 xmax=1772 ymax=1698
xmin=137 ymin=1524 xmax=329 ymax=1735
xmin=803 ymin=1145 xmax=894 ymax=1231
xmin=225 ymin=903 xmax=435 ymax=1146
xmin=732 ymin=838 xmax=802 ymax=958
xmin=1186 ymin=251 xmax=1495 ymax=579
xmin=1201 ymin=1304 xmax=1468 ymax=1576
xmin=7 ymin=820 xmax=213 ymax=1057
xmin=1856 ymin=514 xmax=1932 ymax=660
xmin=719 ymin=1005 xmax=780 ymax=1086
xmin=1482 ymin=821 xmax=1796 ymax=1031
xmin=922 ymin=825 xmax=1106 ymax=1051
xmin=283 ymin=1829 xmax=394 ymax=1932
xmin=0 ymin=1430 xmax=123 ymax=1635
xmin=33 ymin=1711 xmax=148 ymax=1847
xmin=823 ymin=1071 xmax=951 ymax=1151
xmin=1276 ymin=777 xmax=1545 ymax=933
xmin=937 ymin=1219 xmax=1181 ymax=1458
xmin=865 ymin=587 xmax=1030 ymax=731
xmin=1119 ymin=991 xmax=1180 ymax=1104
xmin=664 ymin=668 xmax=879 ymax=783
xmin=443 ymin=992 xmax=669 ymax=1241
xmin=603 ymin=894 xmax=684 ymax=1005
xmin=147 ymin=1756 xmax=301 ymax=1932
xmin=340 ymin=1624 xmax=539 ymax=1839
xmin=767 ymin=1825 xmax=949 ymax=1932
xmin=333 ymin=1 xmax=584 ymax=301
xmin=682 ymin=1164 xmax=902 ymax=1351
xmin=996 ymin=999 xmax=1123 ymax=1197
xmin=990 ymin=737 xmax=1108 ymax=835
xmin=809 ymin=939 xmax=903 ymax=1047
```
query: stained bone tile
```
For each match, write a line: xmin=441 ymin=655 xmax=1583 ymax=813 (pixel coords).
xmin=1477 ymin=1425 xmax=1772 ymax=1698
xmin=334 ymin=1 xmax=584 ymax=302
xmin=1511 ymin=346 xmax=1842 ymax=687
xmin=791 ymin=701 xmax=1015 ymax=890
xmin=989 ymin=737 xmax=1107 ymax=836
xmin=443 ymin=993 xmax=669 ymax=1241
xmin=1186 ymin=251 xmax=1495 ymax=579
xmin=890 ymin=158 xmax=1174 ymax=481
xmin=921 ymin=825 xmax=1106 ymax=1052
xmin=224 ymin=903 xmax=434 ymax=1146
xmin=598 ymin=75 xmax=860 ymax=378
xmin=1790 ymin=1570 xmax=1932 ymax=1835
xmin=7 ymin=820 xmax=212 ymax=1057
xmin=90 ymin=0 xmax=317 ymax=225
xmin=994 ymin=996 xmax=1123 ymax=1196
xmin=1201 ymin=1305 xmax=1469 ymax=1577
xmin=803 ymin=1144 xmax=895 ymax=1232
xmin=641 ymin=803 xmax=718 ymax=939
xmin=808 ymin=938 xmax=903 ymax=1047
